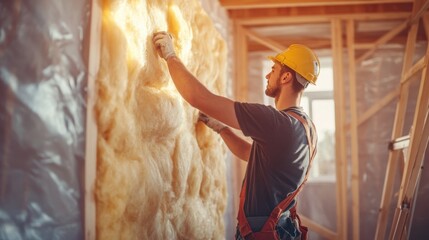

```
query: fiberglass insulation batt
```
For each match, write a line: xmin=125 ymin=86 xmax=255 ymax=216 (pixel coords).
xmin=94 ymin=0 xmax=228 ymax=239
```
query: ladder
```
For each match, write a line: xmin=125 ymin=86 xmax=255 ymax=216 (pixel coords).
xmin=374 ymin=0 xmax=429 ymax=238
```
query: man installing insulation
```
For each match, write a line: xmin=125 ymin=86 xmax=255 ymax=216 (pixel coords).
xmin=153 ymin=31 xmax=319 ymax=240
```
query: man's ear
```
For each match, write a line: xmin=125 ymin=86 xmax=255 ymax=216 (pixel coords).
xmin=281 ymin=72 xmax=292 ymax=84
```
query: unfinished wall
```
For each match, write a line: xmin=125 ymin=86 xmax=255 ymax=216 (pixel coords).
xmin=94 ymin=0 xmax=228 ymax=239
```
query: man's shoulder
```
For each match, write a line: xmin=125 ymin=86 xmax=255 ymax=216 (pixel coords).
xmin=234 ymin=102 xmax=278 ymax=117
xmin=235 ymin=101 xmax=274 ymax=110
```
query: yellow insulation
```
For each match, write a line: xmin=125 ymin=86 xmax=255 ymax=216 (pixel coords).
xmin=94 ymin=0 xmax=228 ymax=239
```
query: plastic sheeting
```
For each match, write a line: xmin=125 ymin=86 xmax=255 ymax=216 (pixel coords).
xmin=0 ymin=0 xmax=89 ymax=239
xmin=300 ymin=44 xmax=427 ymax=239
xmin=355 ymin=48 xmax=407 ymax=240
xmin=356 ymin=44 xmax=427 ymax=240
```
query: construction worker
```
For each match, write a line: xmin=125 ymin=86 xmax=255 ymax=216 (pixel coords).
xmin=153 ymin=31 xmax=319 ymax=240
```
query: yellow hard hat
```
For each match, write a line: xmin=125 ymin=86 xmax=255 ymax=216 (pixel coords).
xmin=268 ymin=44 xmax=320 ymax=85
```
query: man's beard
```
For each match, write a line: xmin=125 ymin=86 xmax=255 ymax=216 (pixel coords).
xmin=264 ymin=78 xmax=280 ymax=97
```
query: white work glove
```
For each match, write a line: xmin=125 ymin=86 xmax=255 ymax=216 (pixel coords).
xmin=198 ymin=112 xmax=227 ymax=134
xmin=152 ymin=31 xmax=176 ymax=60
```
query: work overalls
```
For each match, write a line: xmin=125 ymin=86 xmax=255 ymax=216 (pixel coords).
xmin=236 ymin=111 xmax=317 ymax=240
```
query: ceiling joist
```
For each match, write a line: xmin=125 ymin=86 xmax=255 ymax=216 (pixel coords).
xmin=243 ymin=28 xmax=287 ymax=52
xmin=220 ymin=0 xmax=412 ymax=9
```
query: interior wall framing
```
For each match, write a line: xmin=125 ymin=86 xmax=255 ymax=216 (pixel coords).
xmin=385 ymin=1 xmax=429 ymax=237
xmin=228 ymin=1 xmax=428 ymax=239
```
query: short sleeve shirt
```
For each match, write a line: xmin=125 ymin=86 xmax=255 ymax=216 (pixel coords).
xmin=234 ymin=102 xmax=313 ymax=217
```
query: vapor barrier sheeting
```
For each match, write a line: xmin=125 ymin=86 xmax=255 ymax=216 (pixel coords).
xmin=0 ymin=0 xmax=89 ymax=239
xmin=297 ymin=44 xmax=428 ymax=240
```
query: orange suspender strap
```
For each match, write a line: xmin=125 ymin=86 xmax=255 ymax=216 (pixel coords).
xmin=238 ymin=183 xmax=253 ymax=238
xmin=289 ymin=111 xmax=317 ymax=161
xmin=259 ymin=112 xmax=317 ymax=235
xmin=237 ymin=111 xmax=317 ymax=239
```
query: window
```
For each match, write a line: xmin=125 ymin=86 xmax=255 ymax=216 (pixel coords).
xmin=302 ymin=57 xmax=335 ymax=181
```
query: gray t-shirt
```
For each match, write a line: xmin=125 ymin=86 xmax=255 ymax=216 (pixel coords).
xmin=234 ymin=102 xmax=314 ymax=217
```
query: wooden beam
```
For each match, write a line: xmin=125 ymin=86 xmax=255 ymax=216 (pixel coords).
xmin=331 ymin=18 xmax=348 ymax=240
xmin=409 ymin=0 xmax=429 ymax=24
xmin=84 ymin=0 xmax=101 ymax=239
xmin=354 ymin=43 xmax=404 ymax=49
xmin=423 ymin=12 xmax=429 ymax=38
xmin=228 ymin=3 xmax=412 ymax=23
xmin=243 ymin=28 xmax=287 ymax=52
xmin=354 ymin=0 xmax=427 ymax=63
xmin=356 ymin=21 xmax=408 ymax=63
xmin=220 ymin=0 xmax=412 ymax=9
xmin=341 ymin=76 xmax=429 ymax=131
xmin=233 ymin=21 xmax=249 ymax=223
xmin=300 ymin=215 xmax=337 ymax=240
xmin=234 ymin=22 xmax=249 ymax=102
xmin=357 ymin=87 xmax=399 ymax=127
xmin=247 ymin=33 xmax=414 ymax=52
xmin=248 ymin=38 xmax=331 ymax=52
xmin=347 ymin=19 xmax=361 ymax=240
xmin=235 ymin=12 xmax=410 ymax=26
xmin=402 ymin=56 xmax=427 ymax=84
xmin=352 ymin=53 xmax=426 ymax=129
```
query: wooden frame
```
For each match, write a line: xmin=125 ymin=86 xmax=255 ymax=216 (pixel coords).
xmin=373 ymin=0 xmax=429 ymax=239
xmin=229 ymin=0 xmax=429 ymax=239
xmin=388 ymin=10 xmax=429 ymax=240
xmin=83 ymin=0 xmax=101 ymax=239
xmin=347 ymin=19 xmax=361 ymax=240
xmin=346 ymin=2 xmax=428 ymax=238
xmin=331 ymin=18 xmax=348 ymax=240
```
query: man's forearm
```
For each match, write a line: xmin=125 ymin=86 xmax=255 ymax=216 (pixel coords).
xmin=219 ymin=127 xmax=251 ymax=162
xmin=166 ymin=56 xmax=210 ymax=109
xmin=165 ymin=56 xmax=240 ymax=129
